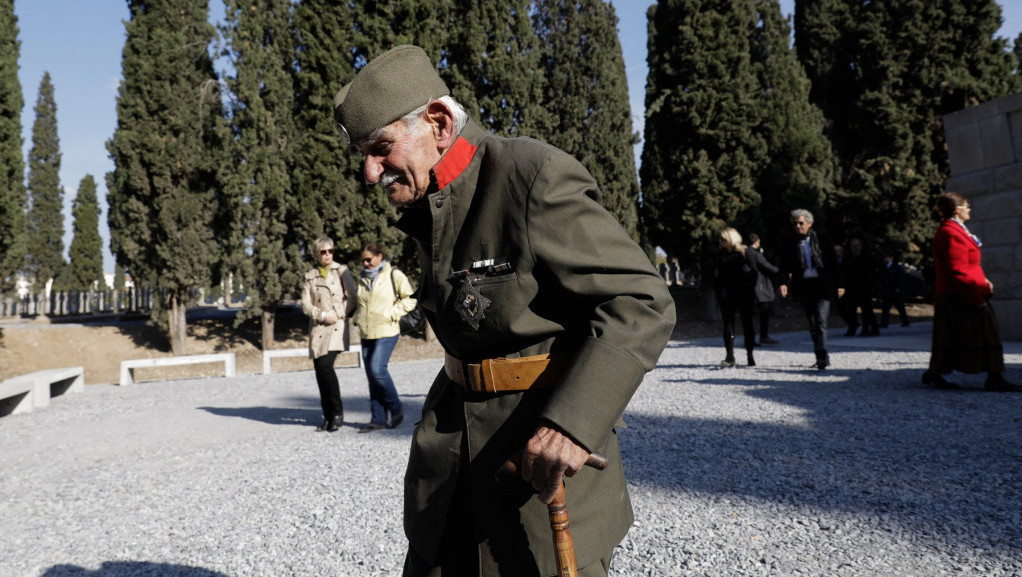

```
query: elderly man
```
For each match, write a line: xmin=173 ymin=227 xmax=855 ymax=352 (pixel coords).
xmin=333 ymin=45 xmax=675 ymax=576
xmin=779 ymin=209 xmax=844 ymax=370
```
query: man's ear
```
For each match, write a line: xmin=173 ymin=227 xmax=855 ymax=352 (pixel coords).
xmin=424 ymin=100 xmax=457 ymax=149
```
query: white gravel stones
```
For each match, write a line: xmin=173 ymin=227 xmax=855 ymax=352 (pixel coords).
xmin=1 ymin=324 xmax=1020 ymax=576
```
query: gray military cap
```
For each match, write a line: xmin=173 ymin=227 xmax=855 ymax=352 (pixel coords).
xmin=333 ymin=45 xmax=450 ymax=146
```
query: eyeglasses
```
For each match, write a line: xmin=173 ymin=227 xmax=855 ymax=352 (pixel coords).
xmin=319 ymin=249 xmax=333 ymax=255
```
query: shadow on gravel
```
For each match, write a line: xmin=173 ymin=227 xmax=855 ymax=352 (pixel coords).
xmin=41 ymin=561 xmax=228 ymax=576
xmin=622 ymin=366 xmax=1022 ymax=552
xmin=199 ymin=405 xmax=323 ymax=427
xmin=199 ymin=392 xmax=426 ymax=435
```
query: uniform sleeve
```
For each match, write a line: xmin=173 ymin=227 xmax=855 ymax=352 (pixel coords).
xmin=525 ymin=151 xmax=676 ymax=453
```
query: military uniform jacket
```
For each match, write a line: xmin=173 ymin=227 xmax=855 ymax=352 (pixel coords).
xmin=396 ymin=119 xmax=676 ymax=573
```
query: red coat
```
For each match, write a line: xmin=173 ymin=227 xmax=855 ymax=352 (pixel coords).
xmin=932 ymin=219 xmax=991 ymax=306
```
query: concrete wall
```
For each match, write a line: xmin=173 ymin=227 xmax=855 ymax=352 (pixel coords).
xmin=944 ymin=92 xmax=1022 ymax=340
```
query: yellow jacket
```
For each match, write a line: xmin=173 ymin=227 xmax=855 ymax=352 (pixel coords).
xmin=353 ymin=261 xmax=417 ymax=340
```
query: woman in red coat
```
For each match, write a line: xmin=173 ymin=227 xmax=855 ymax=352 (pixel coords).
xmin=922 ymin=193 xmax=1019 ymax=391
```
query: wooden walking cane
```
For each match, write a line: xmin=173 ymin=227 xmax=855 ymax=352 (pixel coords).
xmin=497 ymin=452 xmax=608 ymax=577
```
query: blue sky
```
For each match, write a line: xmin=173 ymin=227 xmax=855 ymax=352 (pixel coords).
xmin=13 ymin=0 xmax=1022 ymax=273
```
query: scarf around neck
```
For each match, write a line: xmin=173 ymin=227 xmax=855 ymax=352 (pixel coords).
xmin=362 ymin=261 xmax=385 ymax=287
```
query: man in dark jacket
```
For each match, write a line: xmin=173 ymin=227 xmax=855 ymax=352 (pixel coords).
xmin=333 ymin=45 xmax=676 ymax=577
xmin=778 ymin=209 xmax=844 ymax=370
xmin=841 ymin=237 xmax=879 ymax=336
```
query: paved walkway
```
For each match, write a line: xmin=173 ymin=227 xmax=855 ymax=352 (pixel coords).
xmin=2 ymin=324 xmax=1020 ymax=576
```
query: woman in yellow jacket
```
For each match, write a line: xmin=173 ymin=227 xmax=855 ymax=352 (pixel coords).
xmin=354 ymin=242 xmax=417 ymax=432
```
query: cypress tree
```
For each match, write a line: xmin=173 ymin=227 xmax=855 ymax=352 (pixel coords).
xmin=640 ymin=0 xmax=765 ymax=261
xmin=748 ymin=0 xmax=836 ymax=248
xmin=796 ymin=0 xmax=1021 ymax=262
xmin=533 ymin=0 xmax=641 ymax=243
xmin=26 ymin=71 xmax=64 ymax=292
xmin=68 ymin=174 xmax=105 ymax=291
xmin=291 ymin=1 xmax=407 ymax=272
xmin=106 ymin=0 xmax=223 ymax=354
xmin=221 ymin=0 xmax=300 ymax=350
xmin=0 ymin=0 xmax=26 ymax=294
xmin=445 ymin=0 xmax=548 ymax=137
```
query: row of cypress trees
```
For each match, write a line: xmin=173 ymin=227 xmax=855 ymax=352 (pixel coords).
xmin=101 ymin=0 xmax=639 ymax=353
xmin=0 ymin=1 xmax=1018 ymax=351
xmin=642 ymin=0 xmax=1019 ymax=268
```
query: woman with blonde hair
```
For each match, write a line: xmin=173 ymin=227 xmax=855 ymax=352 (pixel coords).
xmin=301 ymin=237 xmax=357 ymax=431
xmin=714 ymin=227 xmax=759 ymax=367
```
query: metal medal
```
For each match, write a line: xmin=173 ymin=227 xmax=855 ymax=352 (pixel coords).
xmin=455 ymin=280 xmax=491 ymax=330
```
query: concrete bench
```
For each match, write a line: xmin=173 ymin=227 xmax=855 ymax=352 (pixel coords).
xmin=0 ymin=366 xmax=84 ymax=416
xmin=120 ymin=353 xmax=236 ymax=386
xmin=0 ymin=376 xmax=40 ymax=416
xmin=262 ymin=345 xmax=362 ymax=375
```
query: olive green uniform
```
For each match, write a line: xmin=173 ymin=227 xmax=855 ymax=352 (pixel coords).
xmin=397 ymin=118 xmax=675 ymax=576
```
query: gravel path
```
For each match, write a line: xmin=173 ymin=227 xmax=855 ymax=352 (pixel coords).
xmin=2 ymin=323 xmax=1020 ymax=577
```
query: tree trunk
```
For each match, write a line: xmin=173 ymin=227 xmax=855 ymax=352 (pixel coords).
xmin=169 ymin=293 xmax=188 ymax=355
xmin=261 ymin=307 xmax=276 ymax=351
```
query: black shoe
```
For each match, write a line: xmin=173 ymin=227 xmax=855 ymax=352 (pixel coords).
xmin=721 ymin=358 xmax=736 ymax=368
xmin=359 ymin=422 xmax=388 ymax=433
xmin=844 ymin=328 xmax=857 ymax=337
xmin=326 ymin=416 xmax=342 ymax=432
xmin=760 ymin=337 xmax=779 ymax=345
xmin=813 ymin=358 xmax=830 ymax=370
xmin=315 ymin=419 xmax=330 ymax=432
xmin=390 ymin=412 xmax=404 ymax=429
xmin=985 ymin=374 xmax=1022 ymax=392
xmin=746 ymin=352 xmax=756 ymax=367
xmin=922 ymin=371 xmax=960 ymax=390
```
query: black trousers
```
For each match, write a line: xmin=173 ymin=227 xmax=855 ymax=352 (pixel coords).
xmin=721 ymin=297 xmax=756 ymax=358
xmin=313 ymin=351 xmax=343 ymax=420
xmin=796 ymin=279 xmax=830 ymax=359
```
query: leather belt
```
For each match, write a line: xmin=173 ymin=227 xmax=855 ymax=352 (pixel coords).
xmin=444 ymin=352 xmax=565 ymax=394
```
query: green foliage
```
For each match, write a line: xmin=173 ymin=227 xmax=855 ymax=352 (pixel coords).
xmin=533 ymin=0 xmax=641 ymax=242
xmin=0 ymin=0 xmax=26 ymax=294
xmin=113 ymin=262 xmax=126 ymax=291
xmin=748 ymin=0 xmax=837 ymax=248
xmin=640 ymin=0 xmax=766 ymax=260
xmin=26 ymin=71 xmax=64 ymax=290
xmin=290 ymin=0 xmax=410 ymax=272
xmin=68 ymin=174 xmax=106 ymax=291
xmin=796 ymin=0 xmax=1021 ymax=263
xmin=106 ymin=0 xmax=223 ymax=337
xmin=221 ymin=0 xmax=302 ymax=326
xmin=445 ymin=0 xmax=548 ymax=137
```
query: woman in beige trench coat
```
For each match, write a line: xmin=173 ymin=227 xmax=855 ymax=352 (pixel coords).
xmin=301 ymin=237 xmax=357 ymax=431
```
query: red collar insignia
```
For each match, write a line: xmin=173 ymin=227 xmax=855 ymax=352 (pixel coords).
xmin=432 ymin=136 xmax=478 ymax=191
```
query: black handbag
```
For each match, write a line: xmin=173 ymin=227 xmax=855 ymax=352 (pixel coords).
xmin=390 ymin=269 xmax=426 ymax=337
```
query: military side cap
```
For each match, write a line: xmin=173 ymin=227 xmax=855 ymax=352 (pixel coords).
xmin=333 ymin=45 xmax=449 ymax=146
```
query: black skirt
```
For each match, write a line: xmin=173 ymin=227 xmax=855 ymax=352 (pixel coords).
xmin=928 ymin=293 xmax=1005 ymax=374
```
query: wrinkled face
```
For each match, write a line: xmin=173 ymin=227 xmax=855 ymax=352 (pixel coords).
xmin=358 ymin=117 xmax=441 ymax=208
xmin=316 ymin=244 xmax=334 ymax=268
